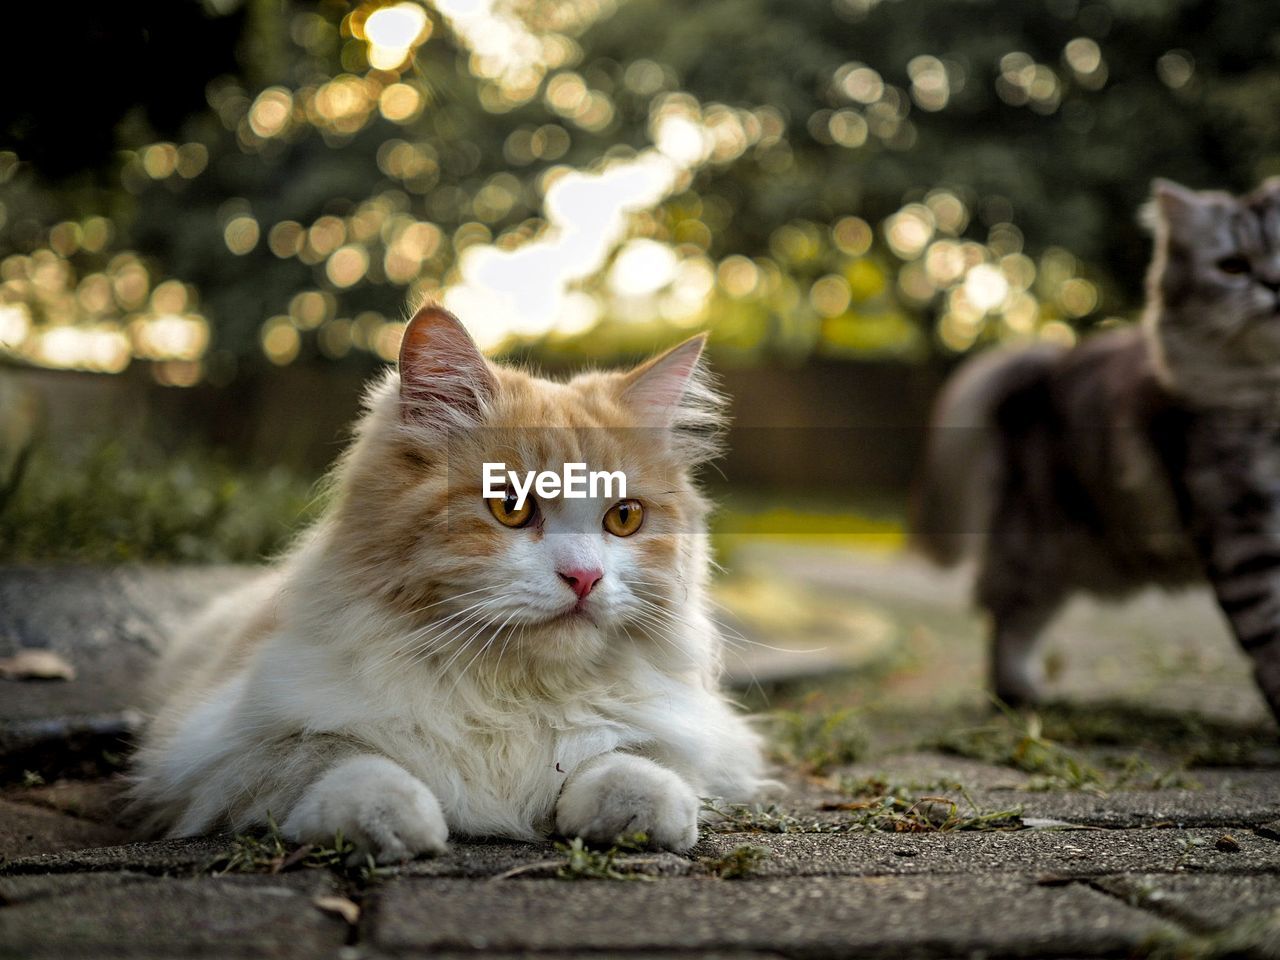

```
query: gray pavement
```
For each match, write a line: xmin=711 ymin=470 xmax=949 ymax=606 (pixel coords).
xmin=2 ymin=549 xmax=1279 ymax=958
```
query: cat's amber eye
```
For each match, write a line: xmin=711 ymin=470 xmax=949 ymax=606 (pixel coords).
xmin=603 ymin=499 xmax=644 ymax=537
xmin=1217 ymin=256 xmax=1251 ymax=275
xmin=488 ymin=491 xmax=535 ymax=528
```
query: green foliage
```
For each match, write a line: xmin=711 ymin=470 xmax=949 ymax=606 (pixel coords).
xmin=699 ymin=844 xmax=770 ymax=878
xmin=208 ymin=817 xmax=382 ymax=886
xmin=1034 ymin=703 xmax=1275 ymax=768
xmin=769 ymin=706 xmax=867 ymax=774
xmin=933 ymin=703 xmax=1200 ymax=792
xmin=852 ymin=793 xmax=1023 ymax=833
xmin=553 ymin=833 xmax=653 ymax=881
xmin=935 ymin=711 xmax=1108 ymax=792
xmin=0 ymin=441 xmax=320 ymax=564
xmin=838 ymin=773 xmax=965 ymax=798
xmin=10 ymin=0 xmax=1280 ymax=380
xmin=702 ymin=800 xmax=818 ymax=834
xmin=702 ymin=793 xmax=1022 ymax=834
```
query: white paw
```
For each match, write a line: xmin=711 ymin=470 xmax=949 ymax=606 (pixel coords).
xmin=555 ymin=754 xmax=699 ymax=852
xmin=282 ymin=755 xmax=448 ymax=863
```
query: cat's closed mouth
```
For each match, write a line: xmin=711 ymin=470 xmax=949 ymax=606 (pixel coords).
xmin=553 ymin=603 xmax=599 ymax=626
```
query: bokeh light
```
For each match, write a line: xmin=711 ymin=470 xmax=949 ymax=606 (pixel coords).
xmin=2 ymin=0 xmax=1221 ymax=383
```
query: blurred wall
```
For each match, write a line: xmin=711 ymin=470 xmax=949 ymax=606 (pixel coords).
xmin=3 ymin=359 xmax=942 ymax=494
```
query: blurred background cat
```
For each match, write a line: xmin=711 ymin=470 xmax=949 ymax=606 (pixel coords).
xmin=916 ymin=178 xmax=1280 ymax=722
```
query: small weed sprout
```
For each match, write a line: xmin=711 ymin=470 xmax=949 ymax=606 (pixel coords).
xmin=553 ymin=833 xmax=652 ymax=881
xmin=1036 ymin=703 xmax=1273 ymax=768
xmin=703 ymin=792 xmax=1022 ymax=836
xmin=838 ymin=774 xmax=965 ymax=798
xmin=770 ymin=705 xmax=867 ymax=774
xmin=935 ymin=705 xmax=1106 ymax=791
xmin=701 ymin=799 xmax=820 ymax=834
xmin=207 ymin=815 xmax=382 ymax=885
xmin=701 ymin=845 xmax=769 ymax=879
xmin=934 ymin=701 xmax=1196 ymax=793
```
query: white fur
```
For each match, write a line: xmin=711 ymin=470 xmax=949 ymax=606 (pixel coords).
xmin=283 ymin=755 xmax=448 ymax=863
xmin=555 ymin=753 xmax=700 ymax=851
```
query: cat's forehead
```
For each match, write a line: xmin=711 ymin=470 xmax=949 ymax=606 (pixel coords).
xmin=468 ymin=426 xmax=628 ymax=463
xmin=1225 ymin=196 xmax=1280 ymax=253
xmin=1181 ymin=190 xmax=1280 ymax=254
xmin=486 ymin=366 xmax=632 ymax=427
xmin=1237 ymin=181 xmax=1280 ymax=247
xmin=451 ymin=422 xmax=677 ymax=482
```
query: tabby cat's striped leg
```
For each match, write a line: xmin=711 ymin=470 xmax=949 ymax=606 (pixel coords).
xmin=1202 ymin=560 xmax=1280 ymax=721
xmin=1199 ymin=537 xmax=1280 ymax=721
xmin=1184 ymin=415 xmax=1280 ymax=722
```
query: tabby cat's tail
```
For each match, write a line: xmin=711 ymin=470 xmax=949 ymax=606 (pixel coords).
xmin=912 ymin=342 xmax=1064 ymax=566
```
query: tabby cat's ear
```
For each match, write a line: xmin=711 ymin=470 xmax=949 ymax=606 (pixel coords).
xmin=1150 ymin=178 xmax=1204 ymax=232
xmin=398 ymin=304 xmax=496 ymax=426
xmin=620 ymin=334 xmax=710 ymax=426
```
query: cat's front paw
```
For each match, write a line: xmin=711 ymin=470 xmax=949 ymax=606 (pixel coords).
xmin=555 ymin=753 xmax=699 ymax=852
xmin=283 ymin=755 xmax=448 ymax=863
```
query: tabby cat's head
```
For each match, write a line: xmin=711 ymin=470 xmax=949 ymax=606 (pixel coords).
xmin=1145 ymin=177 xmax=1280 ymax=405
xmin=328 ymin=304 xmax=723 ymax=678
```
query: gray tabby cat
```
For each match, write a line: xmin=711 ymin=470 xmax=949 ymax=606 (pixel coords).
xmin=916 ymin=178 xmax=1280 ymax=722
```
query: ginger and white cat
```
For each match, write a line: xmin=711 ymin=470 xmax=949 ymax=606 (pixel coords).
xmin=131 ymin=305 xmax=772 ymax=859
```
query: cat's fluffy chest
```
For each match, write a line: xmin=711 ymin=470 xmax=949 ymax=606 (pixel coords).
xmin=252 ymin=632 xmax=668 ymax=837
xmin=396 ymin=711 xmax=647 ymax=836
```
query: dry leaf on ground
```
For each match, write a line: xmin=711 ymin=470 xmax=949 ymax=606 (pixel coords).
xmin=0 ymin=649 xmax=76 ymax=681
xmin=313 ymin=895 xmax=360 ymax=925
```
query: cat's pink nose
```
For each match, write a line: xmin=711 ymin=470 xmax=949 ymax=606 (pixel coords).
xmin=558 ymin=567 xmax=603 ymax=600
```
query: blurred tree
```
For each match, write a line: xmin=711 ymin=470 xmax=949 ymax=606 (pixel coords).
xmin=2 ymin=0 xmax=1279 ymax=383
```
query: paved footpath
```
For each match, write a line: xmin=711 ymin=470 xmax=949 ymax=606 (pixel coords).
xmin=2 ymin=549 xmax=1279 ymax=959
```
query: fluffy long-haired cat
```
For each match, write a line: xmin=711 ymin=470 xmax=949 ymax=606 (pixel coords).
xmin=915 ymin=178 xmax=1280 ymax=722
xmin=131 ymin=305 xmax=772 ymax=859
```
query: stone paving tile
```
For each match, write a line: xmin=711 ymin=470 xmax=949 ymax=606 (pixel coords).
xmin=0 ymin=566 xmax=255 ymax=726
xmin=694 ymin=826 xmax=1280 ymax=879
xmin=798 ymin=757 xmax=1280 ymax=830
xmin=0 ymin=870 xmax=347 ymax=958
xmin=0 ymin=835 xmax=234 ymax=875
xmin=370 ymin=875 xmax=1177 ymax=957
xmin=390 ymin=838 xmax=557 ymax=879
xmin=0 ymin=871 xmax=150 ymax=907
xmin=9 ymin=824 xmax=1272 ymax=889
xmin=0 ymin=798 xmax=130 ymax=859
xmin=981 ymin=770 xmax=1280 ymax=829
xmin=1094 ymin=872 xmax=1280 ymax=933
xmin=5 ymin=777 xmax=129 ymax=823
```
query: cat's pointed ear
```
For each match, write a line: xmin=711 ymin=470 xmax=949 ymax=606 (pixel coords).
xmin=398 ymin=303 xmax=496 ymax=426
xmin=619 ymin=334 xmax=711 ymax=426
xmin=1149 ymin=179 xmax=1204 ymax=232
